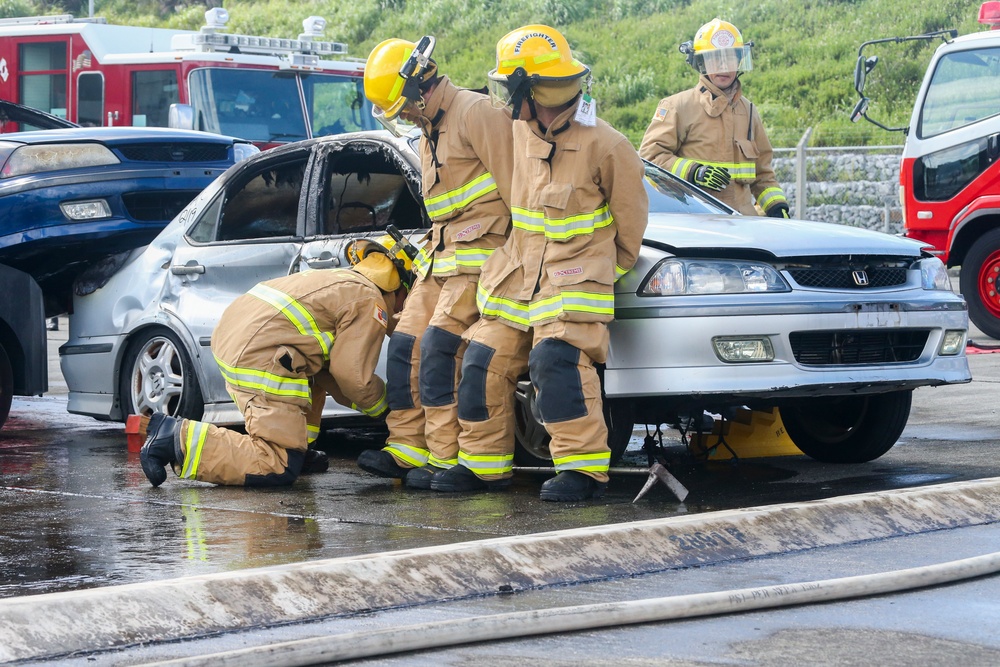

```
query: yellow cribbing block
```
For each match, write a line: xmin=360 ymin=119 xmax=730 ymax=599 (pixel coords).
xmin=691 ymin=408 xmax=803 ymax=459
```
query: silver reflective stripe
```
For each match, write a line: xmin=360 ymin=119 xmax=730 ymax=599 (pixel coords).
xmin=215 ymin=355 xmax=311 ymax=399
xmin=180 ymin=421 xmax=210 ymax=479
xmin=384 ymin=442 xmax=429 ymax=467
xmin=424 ymin=173 xmax=498 ymax=219
xmin=249 ymin=283 xmax=335 ymax=358
xmin=553 ymin=451 xmax=610 ymax=473
xmin=458 ymin=451 xmax=514 ymax=475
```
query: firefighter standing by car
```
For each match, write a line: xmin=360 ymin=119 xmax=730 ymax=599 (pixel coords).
xmin=639 ymin=18 xmax=789 ymax=218
xmin=137 ymin=239 xmax=412 ymax=487
xmin=428 ymin=25 xmax=648 ymax=501
xmin=356 ymin=36 xmax=515 ymax=489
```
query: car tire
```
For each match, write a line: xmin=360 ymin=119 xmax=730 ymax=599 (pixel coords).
xmin=780 ymin=390 xmax=912 ymax=463
xmin=513 ymin=375 xmax=634 ymax=467
xmin=959 ymin=228 xmax=1000 ymax=340
xmin=0 ymin=342 xmax=12 ymax=431
xmin=119 ymin=328 xmax=204 ymax=422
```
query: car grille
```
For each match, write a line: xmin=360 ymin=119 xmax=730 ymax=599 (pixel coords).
xmin=786 ymin=266 xmax=908 ymax=289
xmin=790 ymin=329 xmax=929 ymax=365
xmin=117 ymin=143 xmax=229 ymax=162
xmin=123 ymin=190 xmax=201 ymax=222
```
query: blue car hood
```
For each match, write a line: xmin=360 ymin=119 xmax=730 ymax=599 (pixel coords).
xmin=644 ymin=213 xmax=926 ymax=258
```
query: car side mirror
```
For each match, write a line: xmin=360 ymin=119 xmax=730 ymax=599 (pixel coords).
xmin=854 ymin=55 xmax=878 ymax=95
xmin=168 ymin=103 xmax=195 ymax=131
xmin=850 ymin=97 xmax=870 ymax=123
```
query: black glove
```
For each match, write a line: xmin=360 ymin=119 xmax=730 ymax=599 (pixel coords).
xmin=766 ymin=203 xmax=790 ymax=219
xmin=690 ymin=163 xmax=730 ymax=192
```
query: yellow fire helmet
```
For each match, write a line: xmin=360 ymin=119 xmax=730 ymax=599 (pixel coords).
xmin=681 ymin=18 xmax=753 ymax=76
xmin=364 ymin=36 xmax=438 ymax=136
xmin=346 ymin=235 xmax=415 ymax=292
xmin=488 ymin=25 xmax=589 ymax=119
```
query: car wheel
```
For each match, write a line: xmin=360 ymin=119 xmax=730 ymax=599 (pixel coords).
xmin=959 ymin=228 xmax=1000 ymax=339
xmin=780 ymin=390 xmax=912 ymax=463
xmin=513 ymin=376 xmax=634 ymax=467
xmin=0 ymin=343 xmax=12 ymax=431
xmin=119 ymin=328 xmax=204 ymax=421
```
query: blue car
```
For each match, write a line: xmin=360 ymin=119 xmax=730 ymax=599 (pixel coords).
xmin=0 ymin=100 xmax=257 ymax=315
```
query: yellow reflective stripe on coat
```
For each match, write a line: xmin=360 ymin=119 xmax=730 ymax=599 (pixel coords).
xmin=511 ymin=205 xmax=613 ymax=241
xmin=384 ymin=442 xmax=429 ymax=467
xmin=699 ymin=160 xmax=756 ymax=180
xmin=757 ymin=186 xmax=787 ymax=210
xmin=431 ymin=247 xmax=495 ymax=274
xmin=424 ymin=173 xmax=498 ymax=220
xmin=458 ymin=451 xmax=514 ymax=475
xmin=614 ymin=264 xmax=629 ymax=282
xmin=412 ymin=246 xmax=432 ymax=278
xmin=670 ymin=157 xmax=697 ymax=180
xmin=352 ymin=385 xmax=388 ymax=418
xmin=307 ymin=423 xmax=320 ymax=444
xmin=215 ymin=355 xmax=311 ymax=399
xmin=477 ymin=284 xmax=614 ymax=326
xmin=248 ymin=284 xmax=335 ymax=359
xmin=180 ymin=420 xmax=210 ymax=479
xmin=553 ymin=451 xmax=610 ymax=473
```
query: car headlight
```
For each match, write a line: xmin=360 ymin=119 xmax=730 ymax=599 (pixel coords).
xmin=920 ymin=256 xmax=952 ymax=291
xmin=641 ymin=258 xmax=790 ymax=296
xmin=0 ymin=143 xmax=120 ymax=178
xmin=233 ymin=142 xmax=260 ymax=163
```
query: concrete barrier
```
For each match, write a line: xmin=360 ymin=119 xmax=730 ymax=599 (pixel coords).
xmin=3 ymin=477 xmax=1000 ymax=662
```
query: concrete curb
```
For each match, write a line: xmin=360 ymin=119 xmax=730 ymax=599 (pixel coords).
xmin=3 ymin=477 xmax=1000 ymax=662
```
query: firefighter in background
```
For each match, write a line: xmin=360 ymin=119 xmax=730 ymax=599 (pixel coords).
xmin=356 ymin=36 xmax=514 ymax=489
xmin=639 ymin=18 xmax=789 ymax=218
xmin=429 ymin=25 xmax=648 ymax=501
xmin=137 ymin=238 xmax=413 ymax=487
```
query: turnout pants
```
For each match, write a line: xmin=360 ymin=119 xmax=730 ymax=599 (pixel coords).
xmin=456 ymin=318 xmax=611 ymax=483
xmin=172 ymin=387 xmax=309 ymax=487
xmin=384 ymin=273 xmax=480 ymax=469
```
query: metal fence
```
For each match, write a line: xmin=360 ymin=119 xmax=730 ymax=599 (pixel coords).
xmin=772 ymin=132 xmax=904 ymax=234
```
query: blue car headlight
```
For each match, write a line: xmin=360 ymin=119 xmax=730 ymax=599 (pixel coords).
xmin=641 ymin=258 xmax=790 ymax=296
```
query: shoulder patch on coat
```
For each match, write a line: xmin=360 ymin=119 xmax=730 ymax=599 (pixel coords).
xmin=373 ymin=304 xmax=388 ymax=328
xmin=653 ymin=105 xmax=668 ymax=122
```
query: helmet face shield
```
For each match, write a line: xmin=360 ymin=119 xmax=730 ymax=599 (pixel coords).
xmin=699 ymin=46 xmax=752 ymax=75
xmin=372 ymin=104 xmax=417 ymax=137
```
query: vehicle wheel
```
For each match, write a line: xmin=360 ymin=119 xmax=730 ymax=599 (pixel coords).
xmin=780 ymin=390 xmax=912 ymax=463
xmin=513 ymin=376 xmax=634 ymax=467
xmin=119 ymin=328 xmax=204 ymax=421
xmin=960 ymin=228 xmax=1000 ymax=339
xmin=0 ymin=343 xmax=12 ymax=431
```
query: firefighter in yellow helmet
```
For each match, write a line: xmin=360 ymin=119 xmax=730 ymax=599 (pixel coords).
xmin=428 ymin=25 xmax=648 ymax=501
xmin=137 ymin=238 xmax=412 ymax=487
xmin=640 ymin=18 xmax=789 ymax=218
xmin=357 ymin=36 xmax=515 ymax=489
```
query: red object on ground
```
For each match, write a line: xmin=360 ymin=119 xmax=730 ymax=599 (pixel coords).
xmin=967 ymin=341 xmax=1000 ymax=354
xmin=125 ymin=415 xmax=144 ymax=453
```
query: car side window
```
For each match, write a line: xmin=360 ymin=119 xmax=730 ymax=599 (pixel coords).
xmin=213 ymin=155 xmax=308 ymax=242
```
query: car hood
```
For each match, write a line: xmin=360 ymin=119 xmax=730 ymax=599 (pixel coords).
xmin=0 ymin=126 xmax=239 ymax=145
xmin=644 ymin=213 xmax=927 ymax=258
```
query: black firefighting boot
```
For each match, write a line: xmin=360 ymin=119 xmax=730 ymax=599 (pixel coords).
xmin=357 ymin=449 xmax=410 ymax=479
xmin=301 ymin=448 xmax=330 ymax=474
xmin=140 ymin=413 xmax=180 ymax=487
xmin=539 ymin=471 xmax=607 ymax=502
xmin=429 ymin=464 xmax=512 ymax=493
xmin=404 ymin=464 xmax=448 ymax=490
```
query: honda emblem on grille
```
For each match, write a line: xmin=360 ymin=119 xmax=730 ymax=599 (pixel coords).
xmin=852 ymin=270 xmax=870 ymax=286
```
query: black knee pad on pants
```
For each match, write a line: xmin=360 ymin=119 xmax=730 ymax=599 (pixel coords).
xmin=386 ymin=332 xmax=416 ymax=410
xmin=458 ymin=340 xmax=495 ymax=422
xmin=529 ymin=339 xmax=587 ymax=423
xmin=420 ymin=326 xmax=462 ymax=407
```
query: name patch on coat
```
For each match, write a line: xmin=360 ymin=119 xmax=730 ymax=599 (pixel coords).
xmin=552 ymin=266 xmax=583 ymax=278
xmin=373 ymin=305 xmax=388 ymax=328
xmin=455 ymin=223 xmax=482 ymax=240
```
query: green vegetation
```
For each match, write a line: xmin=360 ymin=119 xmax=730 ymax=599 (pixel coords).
xmin=4 ymin=0 xmax=988 ymax=146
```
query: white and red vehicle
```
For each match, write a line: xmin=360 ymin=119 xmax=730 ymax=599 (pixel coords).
xmin=0 ymin=8 xmax=378 ymax=148
xmin=852 ymin=1 xmax=1000 ymax=338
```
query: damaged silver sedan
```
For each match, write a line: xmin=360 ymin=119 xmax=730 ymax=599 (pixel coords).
xmin=60 ymin=130 xmax=971 ymax=466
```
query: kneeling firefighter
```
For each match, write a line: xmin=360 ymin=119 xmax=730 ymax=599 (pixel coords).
xmin=138 ymin=237 xmax=414 ymax=487
xmin=356 ymin=35 xmax=514 ymax=489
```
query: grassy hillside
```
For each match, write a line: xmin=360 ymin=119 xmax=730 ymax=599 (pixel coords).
xmin=4 ymin=0 xmax=988 ymax=146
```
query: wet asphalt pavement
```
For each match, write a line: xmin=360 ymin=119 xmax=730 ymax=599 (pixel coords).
xmin=0 ymin=319 xmax=998 ymax=600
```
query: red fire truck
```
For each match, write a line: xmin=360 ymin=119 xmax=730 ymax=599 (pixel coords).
xmin=0 ymin=8 xmax=378 ymax=147
xmin=852 ymin=2 xmax=1000 ymax=339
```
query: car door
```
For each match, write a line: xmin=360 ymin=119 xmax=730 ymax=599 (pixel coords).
xmin=165 ymin=147 xmax=314 ymax=405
